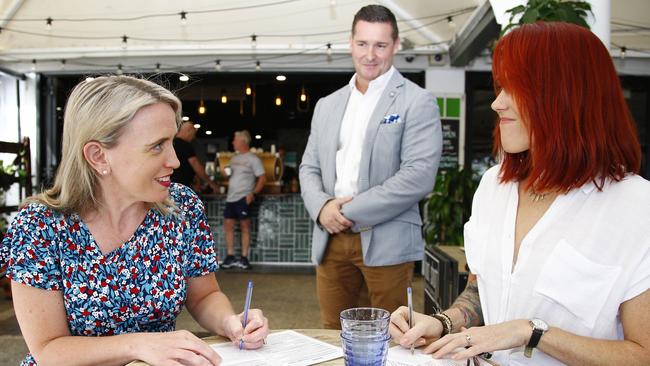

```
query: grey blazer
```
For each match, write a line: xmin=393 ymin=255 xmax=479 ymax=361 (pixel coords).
xmin=299 ymin=70 xmax=442 ymax=266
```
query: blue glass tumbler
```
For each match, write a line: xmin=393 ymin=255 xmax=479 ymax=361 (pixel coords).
xmin=340 ymin=332 xmax=391 ymax=366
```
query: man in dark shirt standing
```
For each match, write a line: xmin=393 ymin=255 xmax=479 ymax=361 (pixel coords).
xmin=171 ymin=122 xmax=220 ymax=192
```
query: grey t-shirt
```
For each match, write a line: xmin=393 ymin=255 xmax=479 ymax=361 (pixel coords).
xmin=226 ymin=152 xmax=265 ymax=202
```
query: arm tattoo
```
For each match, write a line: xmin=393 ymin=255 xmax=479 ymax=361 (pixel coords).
xmin=449 ymin=275 xmax=483 ymax=330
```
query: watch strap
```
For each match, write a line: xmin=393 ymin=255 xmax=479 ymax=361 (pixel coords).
xmin=524 ymin=326 xmax=544 ymax=358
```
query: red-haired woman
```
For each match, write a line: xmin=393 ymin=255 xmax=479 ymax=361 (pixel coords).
xmin=390 ymin=22 xmax=650 ymax=365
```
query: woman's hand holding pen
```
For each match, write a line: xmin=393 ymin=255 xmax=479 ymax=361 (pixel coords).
xmin=390 ymin=306 xmax=444 ymax=350
xmin=224 ymin=309 xmax=270 ymax=350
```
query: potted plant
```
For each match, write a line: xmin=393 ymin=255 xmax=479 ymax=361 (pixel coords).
xmin=422 ymin=167 xmax=480 ymax=247
xmin=502 ymin=0 xmax=592 ymax=35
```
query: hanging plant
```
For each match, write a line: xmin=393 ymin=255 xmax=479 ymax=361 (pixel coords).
xmin=502 ymin=0 xmax=592 ymax=35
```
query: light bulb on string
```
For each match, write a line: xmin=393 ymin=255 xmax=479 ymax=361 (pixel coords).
xmin=221 ymin=89 xmax=228 ymax=104
xmin=300 ymin=86 xmax=307 ymax=102
xmin=275 ymin=96 xmax=282 ymax=106
xmin=179 ymin=74 xmax=189 ymax=82
xmin=60 ymin=59 xmax=66 ymax=70
xmin=116 ymin=64 xmax=123 ymax=75
xmin=215 ymin=59 xmax=222 ymax=71
xmin=31 ymin=59 xmax=36 ymax=72
xmin=620 ymin=46 xmax=627 ymax=60
xmin=251 ymin=34 xmax=257 ymax=50
xmin=255 ymin=61 xmax=261 ymax=71
xmin=180 ymin=11 xmax=187 ymax=26
xmin=198 ymin=100 xmax=206 ymax=115
xmin=447 ymin=16 xmax=456 ymax=29
xmin=45 ymin=17 xmax=52 ymax=31
xmin=121 ymin=35 xmax=128 ymax=49
xmin=155 ymin=63 xmax=161 ymax=73
xmin=245 ymin=84 xmax=252 ymax=96
xmin=326 ymin=43 xmax=333 ymax=62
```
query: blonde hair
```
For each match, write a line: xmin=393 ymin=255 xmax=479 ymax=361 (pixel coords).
xmin=235 ymin=130 xmax=251 ymax=146
xmin=25 ymin=75 xmax=182 ymax=215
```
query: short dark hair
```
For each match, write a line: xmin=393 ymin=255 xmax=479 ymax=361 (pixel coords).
xmin=352 ymin=5 xmax=399 ymax=40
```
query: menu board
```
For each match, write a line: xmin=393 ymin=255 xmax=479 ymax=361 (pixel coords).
xmin=440 ymin=118 xmax=459 ymax=170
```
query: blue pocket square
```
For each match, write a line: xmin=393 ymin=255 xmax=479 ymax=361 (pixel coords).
xmin=381 ymin=114 xmax=401 ymax=124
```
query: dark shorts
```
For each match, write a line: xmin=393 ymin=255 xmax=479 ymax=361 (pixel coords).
xmin=224 ymin=197 xmax=251 ymax=219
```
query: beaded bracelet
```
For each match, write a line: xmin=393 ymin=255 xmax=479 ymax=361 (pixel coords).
xmin=432 ymin=312 xmax=453 ymax=336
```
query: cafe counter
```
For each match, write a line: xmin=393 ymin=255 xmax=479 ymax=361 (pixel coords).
xmin=202 ymin=193 xmax=315 ymax=265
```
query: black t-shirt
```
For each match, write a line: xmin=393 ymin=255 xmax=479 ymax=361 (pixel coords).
xmin=171 ymin=137 xmax=197 ymax=187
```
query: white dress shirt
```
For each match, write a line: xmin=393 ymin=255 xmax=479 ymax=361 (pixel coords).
xmin=464 ymin=165 xmax=650 ymax=365
xmin=334 ymin=66 xmax=395 ymax=198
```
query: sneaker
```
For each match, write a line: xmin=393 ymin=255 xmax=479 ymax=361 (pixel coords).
xmin=220 ymin=255 xmax=239 ymax=269
xmin=238 ymin=256 xmax=253 ymax=270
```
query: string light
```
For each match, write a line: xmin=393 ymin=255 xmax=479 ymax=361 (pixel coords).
xmin=205 ymin=130 xmax=212 ymax=135
xmin=256 ymin=61 xmax=261 ymax=71
xmin=326 ymin=42 xmax=333 ymax=62
xmin=116 ymin=64 xmax=123 ymax=75
xmin=180 ymin=11 xmax=187 ymax=26
xmin=255 ymin=134 xmax=262 ymax=140
xmin=179 ymin=74 xmax=189 ymax=82
xmin=31 ymin=59 xmax=36 ymax=71
xmin=275 ymin=96 xmax=282 ymax=106
xmin=155 ymin=63 xmax=161 ymax=73
xmin=45 ymin=17 xmax=52 ymax=31
xmin=60 ymin=59 xmax=66 ymax=70
xmin=276 ymin=75 xmax=286 ymax=81
xmin=198 ymin=100 xmax=206 ymax=114
xmin=251 ymin=34 xmax=257 ymax=49
xmin=300 ymin=86 xmax=307 ymax=102
xmin=221 ymin=89 xmax=228 ymax=104
xmin=193 ymin=123 xmax=201 ymax=129
xmin=182 ymin=116 xmax=190 ymax=121
xmin=621 ymin=46 xmax=627 ymax=60
xmin=245 ymin=83 xmax=252 ymax=96
xmin=447 ymin=16 xmax=456 ymax=29
xmin=121 ymin=35 xmax=128 ymax=49
xmin=215 ymin=59 xmax=222 ymax=71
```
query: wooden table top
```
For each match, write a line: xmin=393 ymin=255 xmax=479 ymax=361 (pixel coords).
xmin=127 ymin=329 xmax=344 ymax=366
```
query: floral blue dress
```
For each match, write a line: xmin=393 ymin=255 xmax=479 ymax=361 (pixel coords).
xmin=1 ymin=183 xmax=218 ymax=366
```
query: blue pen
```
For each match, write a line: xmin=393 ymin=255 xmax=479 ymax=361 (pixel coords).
xmin=239 ymin=280 xmax=254 ymax=350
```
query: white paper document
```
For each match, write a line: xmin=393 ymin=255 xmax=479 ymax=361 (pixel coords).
xmin=209 ymin=330 xmax=343 ymax=366
xmin=387 ymin=346 xmax=492 ymax=366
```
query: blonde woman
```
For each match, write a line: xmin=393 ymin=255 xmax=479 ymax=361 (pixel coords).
xmin=1 ymin=75 xmax=269 ymax=366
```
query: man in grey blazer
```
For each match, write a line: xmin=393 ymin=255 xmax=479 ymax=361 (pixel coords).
xmin=300 ymin=5 xmax=442 ymax=328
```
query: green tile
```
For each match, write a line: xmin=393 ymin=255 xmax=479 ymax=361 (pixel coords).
xmin=437 ymin=97 xmax=445 ymax=117
xmin=446 ymin=98 xmax=460 ymax=118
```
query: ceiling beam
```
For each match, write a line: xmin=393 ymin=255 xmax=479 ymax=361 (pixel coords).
xmin=0 ymin=0 xmax=26 ymax=28
xmin=449 ymin=0 xmax=500 ymax=66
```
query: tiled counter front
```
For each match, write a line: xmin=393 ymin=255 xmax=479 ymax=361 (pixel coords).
xmin=203 ymin=194 xmax=315 ymax=264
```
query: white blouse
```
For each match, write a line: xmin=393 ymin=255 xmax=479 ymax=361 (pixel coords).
xmin=464 ymin=166 xmax=650 ymax=365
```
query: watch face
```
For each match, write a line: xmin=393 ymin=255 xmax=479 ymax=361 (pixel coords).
xmin=531 ymin=318 xmax=549 ymax=331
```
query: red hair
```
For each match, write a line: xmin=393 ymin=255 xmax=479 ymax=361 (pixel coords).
xmin=492 ymin=22 xmax=640 ymax=192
